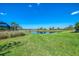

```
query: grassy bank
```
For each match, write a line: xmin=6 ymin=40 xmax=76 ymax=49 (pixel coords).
xmin=0 ymin=31 xmax=79 ymax=56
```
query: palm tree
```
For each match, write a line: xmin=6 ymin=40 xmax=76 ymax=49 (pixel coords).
xmin=10 ymin=22 xmax=18 ymax=30
xmin=75 ymin=22 xmax=79 ymax=32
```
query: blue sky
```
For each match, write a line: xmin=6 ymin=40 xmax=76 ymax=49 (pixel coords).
xmin=0 ymin=3 xmax=79 ymax=29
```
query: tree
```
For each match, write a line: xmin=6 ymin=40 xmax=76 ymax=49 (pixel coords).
xmin=38 ymin=27 xmax=44 ymax=30
xmin=66 ymin=25 xmax=74 ymax=30
xmin=63 ymin=25 xmax=74 ymax=30
xmin=49 ymin=27 xmax=52 ymax=30
xmin=43 ymin=28 xmax=47 ymax=30
xmin=57 ymin=27 xmax=60 ymax=30
xmin=10 ymin=22 xmax=21 ymax=30
xmin=0 ymin=21 xmax=10 ymax=30
xmin=49 ymin=27 xmax=54 ymax=30
xmin=75 ymin=22 xmax=79 ymax=32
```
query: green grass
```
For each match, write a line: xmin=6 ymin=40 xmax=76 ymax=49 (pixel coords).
xmin=0 ymin=31 xmax=79 ymax=56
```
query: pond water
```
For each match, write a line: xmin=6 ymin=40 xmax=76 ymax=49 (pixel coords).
xmin=32 ymin=31 xmax=54 ymax=34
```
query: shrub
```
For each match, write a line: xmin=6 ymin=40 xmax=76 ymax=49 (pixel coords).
xmin=75 ymin=22 xmax=79 ymax=32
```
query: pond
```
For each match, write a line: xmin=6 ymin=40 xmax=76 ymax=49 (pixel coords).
xmin=32 ymin=31 xmax=55 ymax=34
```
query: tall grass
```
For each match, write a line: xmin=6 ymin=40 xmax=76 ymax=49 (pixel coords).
xmin=0 ymin=31 xmax=25 ymax=39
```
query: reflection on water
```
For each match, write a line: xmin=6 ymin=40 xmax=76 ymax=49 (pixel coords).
xmin=32 ymin=31 xmax=54 ymax=34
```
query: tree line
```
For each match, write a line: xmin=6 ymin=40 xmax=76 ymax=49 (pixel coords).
xmin=36 ymin=22 xmax=79 ymax=32
xmin=0 ymin=21 xmax=22 ymax=31
xmin=0 ymin=21 xmax=79 ymax=32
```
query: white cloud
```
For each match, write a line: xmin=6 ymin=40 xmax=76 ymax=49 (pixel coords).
xmin=28 ymin=4 xmax=32 ymax=8
xmin=0 ymin=12 xmax=7 ymax=15
xmin=37 ymin=3 xmax=40 ymax=6
xmin=71 ymin=11 xmax=79 ymax=15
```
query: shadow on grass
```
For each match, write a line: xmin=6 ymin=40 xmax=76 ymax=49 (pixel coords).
xmin=0 ymin=41 xmax=24 ymax=56
xmin=0 ymin=51 xmax=11 ymax=56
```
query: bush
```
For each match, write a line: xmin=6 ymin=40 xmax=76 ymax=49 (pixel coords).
xmin=75 ymin=22 xmax=79 ymax=32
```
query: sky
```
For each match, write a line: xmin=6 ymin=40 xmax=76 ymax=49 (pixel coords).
xmin=0 ymin=3 xmax=79 ymax=29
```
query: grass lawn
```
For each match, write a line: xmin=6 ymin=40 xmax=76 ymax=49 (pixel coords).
xmin=0 ymin=31 xmax=79 ymax=56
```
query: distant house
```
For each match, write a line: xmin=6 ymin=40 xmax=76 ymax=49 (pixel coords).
xmin=0 ymin=21 xmax=10 ymax=30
